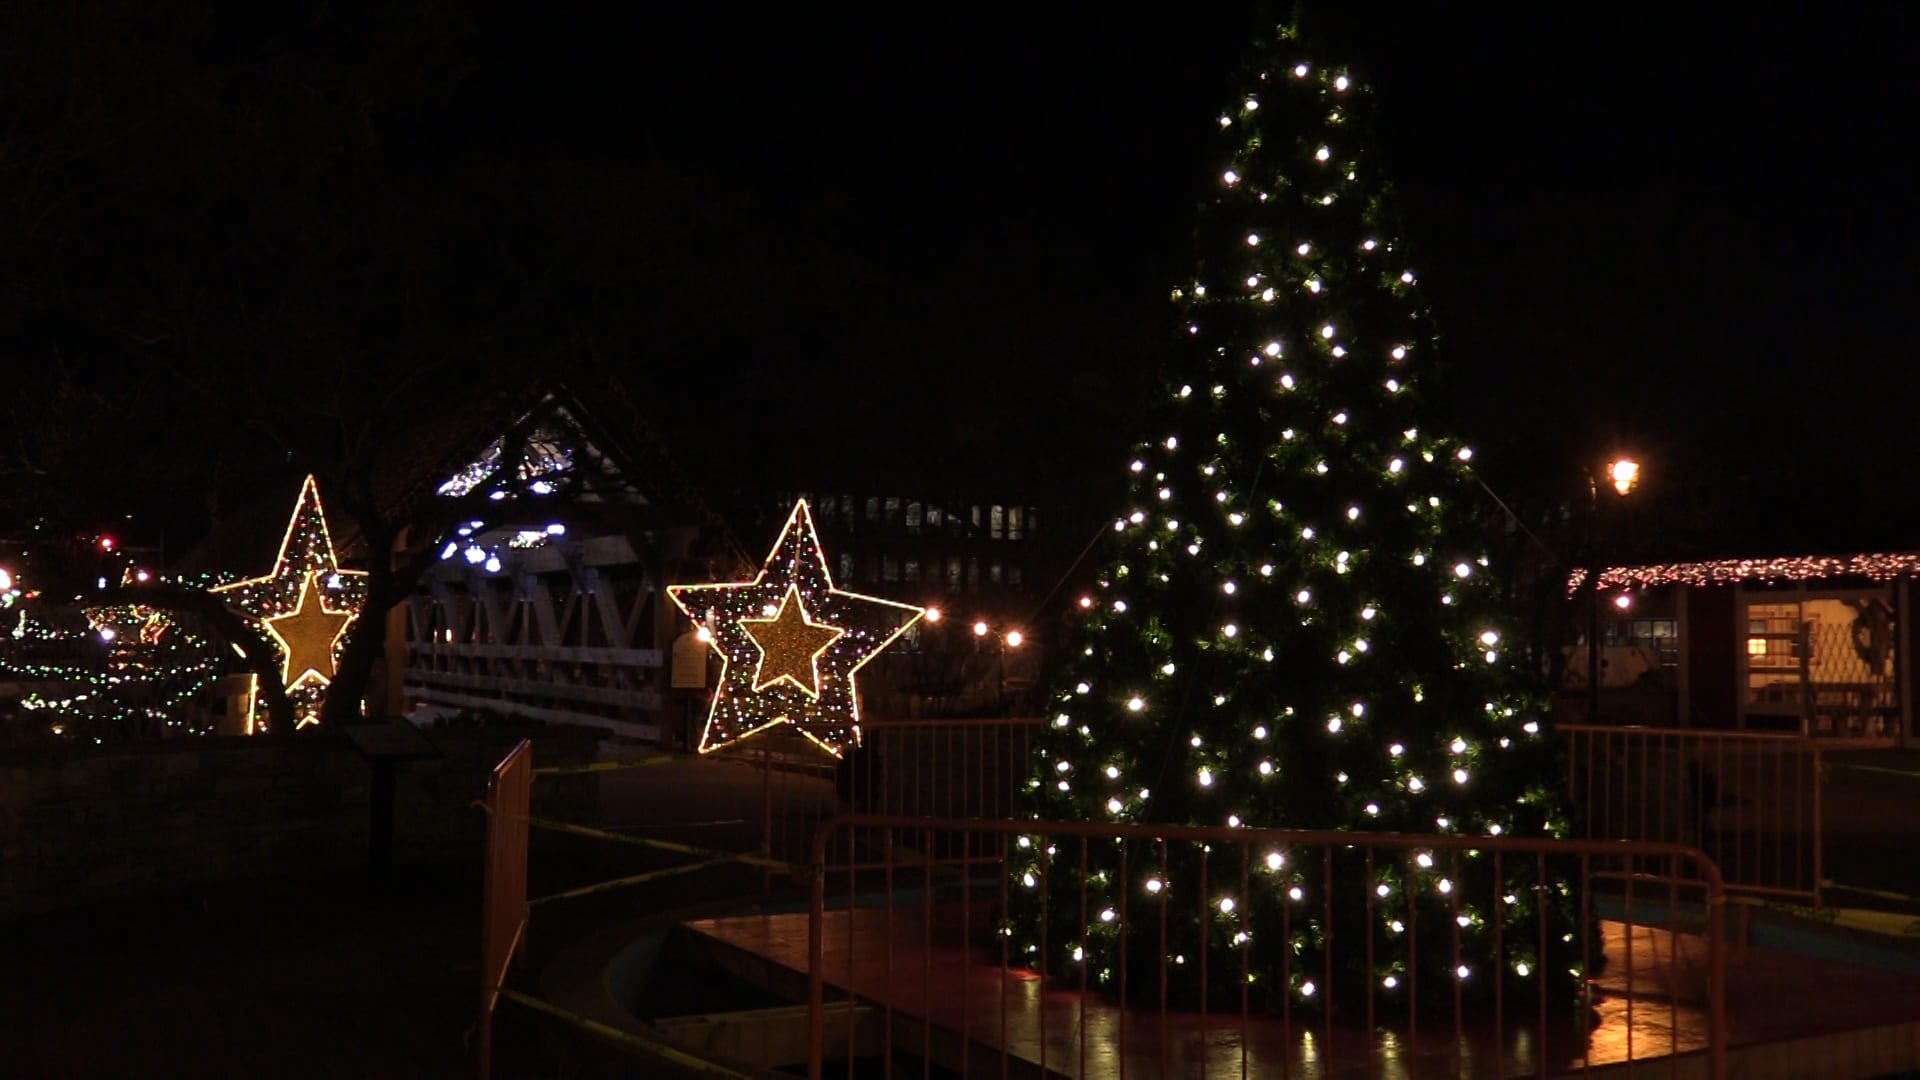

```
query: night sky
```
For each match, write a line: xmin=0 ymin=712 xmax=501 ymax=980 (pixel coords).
xmin=463 ymin=4 xmax=1920 ymax=550
xmin=12 ymin=3 xmax=1920 ymax=557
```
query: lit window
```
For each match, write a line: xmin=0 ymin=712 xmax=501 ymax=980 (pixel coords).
xmin=1008 ymin=506 xmax=1024 ymax=540
xmin=991 ymin=505 xmax=1005 ymax=540
xmin=906 ymin=501 xmax=923 ymax=535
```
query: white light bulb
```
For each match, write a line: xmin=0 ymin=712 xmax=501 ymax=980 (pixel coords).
xmin=1523 ymin=720 xmax=1540 ymax=735
xmin=1456 ymin=964 xmax=1470 ymax=980
xmin=1346 ymin=505 xmax=1360 ymax=520
xmin=1389 ymin=743 xmax=1404 ymax=756
xmin=1161 ymin=662 xmax=1176 ymax=675
xmin=1363 ymin=238 xmax=1378 ymax=251
xmin=1293 ymin=63 xmax=1309 ymax=77
xmin=1320 ymin=323 xmax=1336 ymax=339
xmin=1289 ymin=886 xmax=1305 ymax=901
xmin=1479 ymin=630 xmax=1499 ymax=646
xmin=1075 ymin=682 xmax=1091 ymax=694
xmin=1252 ymin=725 xmax=1268 ymax=739
xmin=1438 ymin=878 xmax=1454 ymax=895
xmin=1267 ymin=851 xmax=1285 ymax=870
xmin=1314 ymin=146 xmax=1331 ymax=162
xmin=1296 ymin=242 xmax=1312 ymax=255
xmin=1101 ymin=908 xmax=1116 ymax=923
xmin=1416 ymin=852 xmax=1434 ymax=869
xmin=1246 ymin=233 xmax=1261 ymax=247
xmin=1223 ymin=169 xmax=1240 ymax=185
xmin=1280 ymin=373 xmax=1295 ymax=390
xmin=1335 ymin=75 xmax=1351 ymax=91
xmin=1451 ymin=737 xmax=1468 ymax=754
xmin=1388 ymin=458 xmax=1404 ymax=474
xmin=1408 ymin=776 xmax=1424 ymax=792
xmin=1219 ymin=896 xmax=1235 ymax=914
xmin=1332 ymin=411 xmax=1348 ymax=425
xmin=1165 ymin=436 xmax=1179 ymax=450
xmin=1023 ymin=873 xmax=1036 ymax=888
xmin=1130 ymin=459 xmax=1144 ymax=473
xmin=1222 ymin=581 xmax=1237 ymax=595
xmin=1244 ymin=97 xmax=1259 ymax=111
xmin=1366 ymin=803 xmax=1379 ymax=816
xmin=1453 ymin=768 xmax=1470 ymax=785
xmin=1516 ymin=962 xmax=1531 ymax=978
xmin=1127 ymin=696 xmax=1145 ymax=712
xmin=1145 ymin=877 xmax=1163 ymax=894
xmin=1198 ymin=767 xmax=1214 ymax=787
xmin=1107 ymin=798 xmax=1123 ymax=814
xmin=1327 ymin=717 xmax=1343 ymax=734
xmin=1453 ymin=562 xmax=1472 ymax=579
xmin=1222 ymin=623 xmax=1238 ymax=638
xmin=1361 ymin=606 xmax=1377 ymax=620
xmin=1401 ymin=270 xmax=1416 ymax=284
xmin=1105 ymin=765 xmax=1121 ymax=779
xmin=1306 ymin=278 xmax=1322 ymax=293
xmin=1383 ymin=975 xmax=1398 ymax=989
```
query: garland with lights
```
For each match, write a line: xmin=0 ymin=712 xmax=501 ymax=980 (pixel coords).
xmin=1573 ymin=552 xmax=1920 ymax=594
xmin=1005 ymin=19 xmax=1588 ymax=1016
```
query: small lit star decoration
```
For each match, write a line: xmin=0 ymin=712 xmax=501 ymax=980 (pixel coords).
xmin=212 ymin=476 xmax=368 ymax=725
xmin=669 ymin=499 xmax=923 ymax=757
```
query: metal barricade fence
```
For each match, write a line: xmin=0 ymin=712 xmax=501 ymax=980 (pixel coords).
xmin=806 ymin=816 xmax=1728 ymax=1080
xmin=731 ymin=718 xmax=1043 ymax=876
xmin=1561 ymin=724 xmax=1821 ymax=903
xmin=476 ymin=738 xmax=532 ymax=1080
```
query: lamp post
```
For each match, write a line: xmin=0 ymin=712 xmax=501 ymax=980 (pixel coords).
xmin=1586 ymin=457 xmax=1641 ymax=722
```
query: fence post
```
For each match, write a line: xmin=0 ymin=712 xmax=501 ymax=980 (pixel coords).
xmin=763 ymin=741 xmax=775 ymax=896
xmin=1812 ymin=745 xmax=1825 ymax=910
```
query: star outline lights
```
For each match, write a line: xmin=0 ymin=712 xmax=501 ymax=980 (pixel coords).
xmin=212 ymin=475 xmax=368 ymax=695
xmin=669 ymin=499 xmax=923 ymax=757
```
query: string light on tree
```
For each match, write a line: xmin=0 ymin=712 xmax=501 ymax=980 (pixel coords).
xmin=1007 ymin=14 xmax=1584 ymax=1017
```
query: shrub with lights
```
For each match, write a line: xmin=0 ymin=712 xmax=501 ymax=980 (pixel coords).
xmin=1005 ymin=19 xmax=1588 ymax=1016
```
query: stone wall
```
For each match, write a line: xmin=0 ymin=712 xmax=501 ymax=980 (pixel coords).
xmin=0 ymin=725 xmax=602 ymax=920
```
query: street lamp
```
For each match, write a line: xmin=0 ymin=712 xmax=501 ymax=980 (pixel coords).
xmin=1587 ymin=456 xmax=1643 ymax=721
xmin=1609 ymin=458 xmax=1641 ymax=497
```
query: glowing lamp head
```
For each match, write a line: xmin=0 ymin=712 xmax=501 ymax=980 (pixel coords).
xmin=695 ymin=626 xmax=713 ymax=644
xmin=0 ymin=568 xmax=10 ymax=592
xmin=1608 ymin=458 xmax=1641 ymax=496
xmin=972 ymin=620 xmax=989 ymax=637
xmin=924 ymin=606 xmax=942 ymax=623
xmin=1614 ymin=593 xmax=1633 ymax=610
xmin=1005 ymin=630 xmax=1024 ymax=648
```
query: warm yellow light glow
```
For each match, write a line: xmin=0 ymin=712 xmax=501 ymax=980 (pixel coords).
xmin=0 ymin=568 xmax=11 ymax=592
xmin=212 ymin=475 xmax=368 ymax=704
xmin=1005 ymin=630 xmax=1024 ymax=648
xmin=973 ymin=620 xmax=989 ymax=637
xmin=1609 ymin=458 xmax=1640 ymax=496
xmin=668 ymin=499 xmax=922 ymax=758
xmin=695 ymin=625 xmax=713 ymax=643
xmin=923 ymin=606 xmax=942 ymax=623
xmin=1613 ymin=594 xmax=1632 ymax=610
xmin=1747 ymin=638 xmax=1767 ymax=656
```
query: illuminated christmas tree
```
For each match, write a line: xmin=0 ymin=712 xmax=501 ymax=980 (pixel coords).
xmin=1006 ymin=18 xmax=1586 ymax=1015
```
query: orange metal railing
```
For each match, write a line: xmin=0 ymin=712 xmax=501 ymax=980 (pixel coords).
xmin=806 ymin=816 xmax=1728 ymax=1080
xmin=1561 ymin=723 xmax=1822 ymax=904
xmin=476 ymin=738 xmax=532 ymax=1080
xmin=728 ymin=717 xmax=1043 ymax=877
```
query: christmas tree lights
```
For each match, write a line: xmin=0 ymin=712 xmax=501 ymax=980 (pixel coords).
xmin=669 ymin=499 xmax=923 ymax=756
xmin=1006 ymin=19 xmax=1585 ymax=1016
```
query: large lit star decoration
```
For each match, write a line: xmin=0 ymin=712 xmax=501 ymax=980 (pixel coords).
xmin=669 ymin=499 xmax=922 ymax=757
xmin=213 ymin=476 xmax=368 ymax=699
